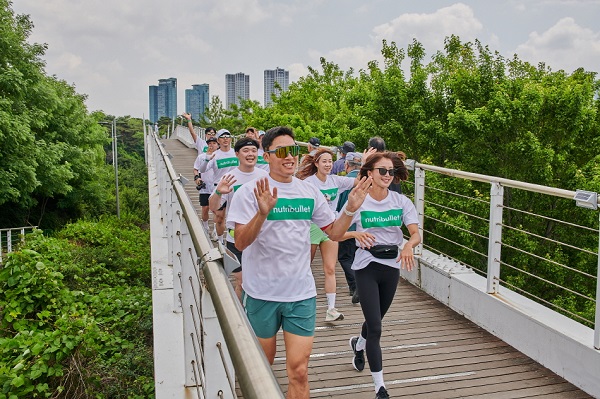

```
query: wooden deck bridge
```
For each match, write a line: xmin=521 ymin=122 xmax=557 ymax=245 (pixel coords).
xmin=162 ymin=138 xmax=593 ymax=399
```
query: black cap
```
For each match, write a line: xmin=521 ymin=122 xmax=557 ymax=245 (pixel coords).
xmin=338 ymin=141 xmax=355 ymax=154
xmin=206 ymin=137 xmax=217 ymax=143
xmin=309 ymin=137 xmax=321 ymax=147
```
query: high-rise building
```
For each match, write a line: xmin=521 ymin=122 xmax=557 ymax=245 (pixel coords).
xmin=149 ymin=86 xmax=158 ymax=123
xmin=185 ymin=84 xmax=210 ymax=121
xmin=148 ymin=77 xmax=177 ymax=123
xmin=225 ymin=72 xmax=250 ymax=109
xmin=264 ymin=67 xmax=289 ymax=107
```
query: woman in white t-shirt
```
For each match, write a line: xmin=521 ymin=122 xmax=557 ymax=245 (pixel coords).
xmin=342 ymin=151 xmax=421 ymax=399
xmin=296 ymin=148 xmax=358 ymax=322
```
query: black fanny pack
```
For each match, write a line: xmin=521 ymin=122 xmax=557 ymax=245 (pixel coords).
xmin=366 ymin=244 xmax=398 ymax=259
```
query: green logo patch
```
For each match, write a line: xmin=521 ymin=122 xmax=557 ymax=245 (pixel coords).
xmin=216 ymin=157 xmax=239 ymax=169
xmin=257 ymin=155 xmax=268 ymax=164
xmin=267 ymin=198 xmax=314 ymax=220
xmin=361 ymin=209 xmax=403 ymax=228
xmin=321 ymin=188 xmax=338 ymax=201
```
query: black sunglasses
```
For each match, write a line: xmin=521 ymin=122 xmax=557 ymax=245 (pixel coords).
xmin=375 ymin=167 xmax=396 ymax=176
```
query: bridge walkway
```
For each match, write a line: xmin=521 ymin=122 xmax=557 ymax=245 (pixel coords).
xmin=164 ymin=138 xmax=592 ymax=399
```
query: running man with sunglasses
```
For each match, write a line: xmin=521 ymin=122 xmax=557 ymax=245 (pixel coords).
xmin=344 ymin=151 xmax=421 ymax=399
xmin=208 ymin=137 xmax=268 ymax=300
xmin=227 ymin=126 xmax=373 ymax=399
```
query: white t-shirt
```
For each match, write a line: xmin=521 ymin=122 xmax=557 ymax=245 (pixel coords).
xmin=195 ymin=137 xmax=208 ymax=154
xmin=198 ymin=148 xmax=239 ymax=186
xmin=226 ymin=176 xmax=335 ymax=302
xmin=255 ymin=149 xmax=269 ymax=171
xmin=219 ymin=167 xmax=269 ymax=243
xmin=193 ymin=153 xmax=215 ymax=194
xmin=342 ymin=191 xmax=420 ymax=271
xmin=304 ymin=174 xmax=355 ymax=214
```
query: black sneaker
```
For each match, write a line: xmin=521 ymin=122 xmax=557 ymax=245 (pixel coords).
xmin=352 ymin=290 xmax=360 ymax=304
xmin=375 ymin=386 xmax=390 ymax=399
xmin=349 ymin=336 xmax=365 ymax=371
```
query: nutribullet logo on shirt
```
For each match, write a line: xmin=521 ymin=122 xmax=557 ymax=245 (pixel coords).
xmin=216 ymin=157 xmax=239 ymax=169
xmin=268 ymin=198 xmax=315 ymax=220
xmin=361 ymin=209 xmax=404 ymax=228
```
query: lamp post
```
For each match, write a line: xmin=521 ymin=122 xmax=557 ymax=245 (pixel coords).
xmin=99 ymin=118 xmax=120 ymax=218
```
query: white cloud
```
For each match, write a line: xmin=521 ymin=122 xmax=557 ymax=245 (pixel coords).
xmin=515 ymin=17 xmax=600 ymax=72
xmin=371 ymin=3 xmax=483 ymax=50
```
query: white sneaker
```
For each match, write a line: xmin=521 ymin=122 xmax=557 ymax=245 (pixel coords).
xmin=210 ymin=228 xmax=218 ymax=241
xmin=325 ymin=308 xmax=344 ymax=322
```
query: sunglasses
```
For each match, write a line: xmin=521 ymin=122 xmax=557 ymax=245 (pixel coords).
xmin=375 ymin=167 xmax=396 ymax=176
xmin=219 ymin=134 xmax=232 ymax=139
xmin=206 ymin=131 xmax=216 ymax=136
xmin=266 ymin=145 xmax=301 ymax=158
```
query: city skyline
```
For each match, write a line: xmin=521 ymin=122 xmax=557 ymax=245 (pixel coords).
xmin=37 ymin=1 xmax=597 ymax=117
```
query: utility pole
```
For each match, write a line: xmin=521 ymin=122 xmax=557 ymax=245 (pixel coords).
xmin=112 ymin=118 xmax=120 ymax=218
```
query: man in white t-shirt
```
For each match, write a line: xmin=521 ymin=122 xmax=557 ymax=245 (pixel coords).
xmin=193 ymin=137 xmax=219 ymax=233
xmin=182 ymin=112 xmax=216 ymax=154
xmin=208 ymin=137 xmax=268 ymax=299
xmin=198 ymin=128 xmax=239 ymax=241
xmin=227 ymin=126 xmax=372 ymax=399
xmin=255 ymin=130 xmax=269 ymax=171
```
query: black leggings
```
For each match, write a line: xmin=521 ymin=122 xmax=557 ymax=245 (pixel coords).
xmin=355 ymin=261 xmax=400 ymax=372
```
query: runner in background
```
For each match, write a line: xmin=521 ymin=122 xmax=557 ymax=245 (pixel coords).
xmin=193 ymin=136 xmax=219 ymax=235
xmin=198 ymin=129 xmax=238 ymax=242
xmin=208 ymin=137 xmax=268 ymax=299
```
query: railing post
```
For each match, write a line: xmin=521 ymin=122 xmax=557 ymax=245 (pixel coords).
xmin=202 ymin=282 xmax=235 ymax=399
xmin=594 ymin=213 xmax=600 ymax=349
xmin=172 ymin=207 xmax=183 ymax=313
xmin=487 ymin=182 xmax=504 ymax=294
xmin=413 ymin=166 xmax=425 ymax=257
xmin=6 ymin=230 xmax=12 ymax=253
xmin=180 ymin=216 xmax=203 ymax=389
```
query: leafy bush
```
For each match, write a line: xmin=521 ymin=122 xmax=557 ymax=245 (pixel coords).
xmin=0 ymin=220 xmax=153 ymax=399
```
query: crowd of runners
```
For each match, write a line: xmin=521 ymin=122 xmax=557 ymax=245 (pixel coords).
xmin=184 ymin=114 xmax=422 ymax=399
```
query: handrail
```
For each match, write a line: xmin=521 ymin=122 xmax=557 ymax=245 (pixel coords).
xmin=149 ymin=129 xmax=284 ymax=398
xmin=0 ymin=226 xmax=37 ymax=264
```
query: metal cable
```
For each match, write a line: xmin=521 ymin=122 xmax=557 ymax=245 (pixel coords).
xmin=502 ymin=204 xmax=599 ymax=233
xmin=216 ymin=341 xmax=238 ymax=399
xmin=423 ymin=199 xmax=489 ymax=222
xmin=497 ymin=277 xmax=594 ymax=325
xmin=500 ymin=242 xmax=596 ymax=279
xmin=498 ymin=259 xmax=595 ymax=302
xmin=425 ymin=215 xmax=489 ymax=241
xmin=501 ymin=223 xmax=598 ymax=256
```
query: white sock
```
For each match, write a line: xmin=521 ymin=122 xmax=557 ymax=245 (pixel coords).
xmin=356 ymin=335 xmax=366 ymax=351
xmin=326 ymin=293 xmax=336 ymax=310
xmin=202 ymin=220 xmax=209 ymax=230
xmin=371 ymin=371 xmax=385 ymax=393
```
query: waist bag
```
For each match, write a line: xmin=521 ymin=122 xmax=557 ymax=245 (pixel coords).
xmin=366 ymin=244 xmax=398 ymax=259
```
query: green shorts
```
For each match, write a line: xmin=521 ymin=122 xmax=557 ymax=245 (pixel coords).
xmin=310 ymin=222 xmax=330 ymax=245
xmin=242 ymin=293 xmax=316 ymax=338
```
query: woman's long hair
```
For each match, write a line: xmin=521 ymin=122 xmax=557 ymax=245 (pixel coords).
xmin=359 ymin=151 xmax=408 ymax=184
xmin=296 ymin=148 xmax=334 ymax=180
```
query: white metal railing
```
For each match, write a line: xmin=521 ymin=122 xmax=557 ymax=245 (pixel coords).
xmin=0 ymin=226 xmax=37 ymax=264
xmin=146 ymin=123 xmax=284 ymax=399
xmin=403 ymin=160 xmax=600 ymax=349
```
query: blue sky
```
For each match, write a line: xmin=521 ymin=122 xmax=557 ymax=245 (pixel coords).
xmin=12 ymin=0 xmax=600 ymax=117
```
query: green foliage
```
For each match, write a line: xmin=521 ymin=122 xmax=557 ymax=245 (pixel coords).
xmin=0 ymin=220 xmax=153 ymax=399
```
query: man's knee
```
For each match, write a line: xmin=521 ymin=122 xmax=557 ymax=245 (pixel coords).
xmin=287 ymin=361 xmax=309 ymax=384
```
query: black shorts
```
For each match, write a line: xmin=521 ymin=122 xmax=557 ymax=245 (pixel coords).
xmin=218 ymin=200 xmax=228 ymax=211
xmin=199 ymin=193 xmax=210 ymax=206
xmin=227 ymin=240 xmax=242 ymax=273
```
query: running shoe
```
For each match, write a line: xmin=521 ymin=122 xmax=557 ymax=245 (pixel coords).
xmin=375 ymin=386 xmax=389 ymax=398
xmin=325 ymin=308 xmax=344 ymax=322
xmin=349 ymin=336 xmax=365 ymax=371
xmin=352 ymin=290 xmax=360 ymax=304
